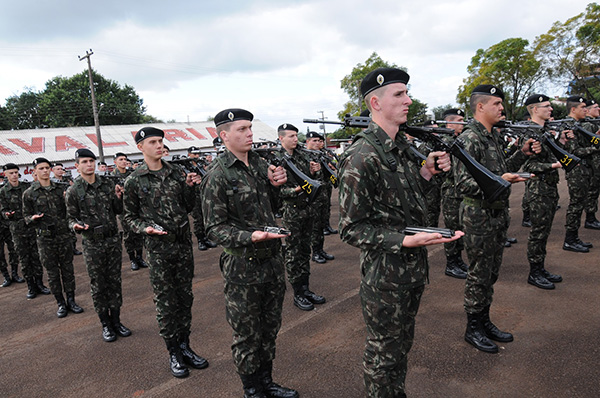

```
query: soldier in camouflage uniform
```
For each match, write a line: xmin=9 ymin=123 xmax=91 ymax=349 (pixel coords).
xmin=563 ymin=96 xmax=599 ymax=252
xmin=583 ymin=99 xmax=600 ymax=229
xmin=66 ymin=149 xmax=132 ymax=342
xmin=23 ymin=158 xmax=84 ymax=318
xmin=339 ymin=68 xmax=461 ymax=398
xmin=439 ymin=109 xmax=468 ymax=279
xmin=123 ymin=127 xmax=208 ymax=379
xmin=113 ymin=152 xmax=147 ymax=270
xmin=188 ymin=146 xmax=217 ymax=251
xmin=521 ymin=95 xmax=565 ymax=290
xmin=455 ymin=85 xmax=538 ymax=353
xmin=277 ymin=123 xmax=326 ymax=311
xmin=201 ymin=108 xmax=298 ymax=398
xmin=52 ymin=163 xmax=81 ymax=256
xmin=420 ymin=120 xmax=444 ymax=228
xmin=0 ymin=201 xmax=22 ymax=287
xmin=0 ymin=163 xmax=49 ymax=297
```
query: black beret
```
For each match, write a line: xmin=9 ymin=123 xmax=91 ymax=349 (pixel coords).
xmin=163 ymin=145 xmax=170 ymax=151
xmin=423 ymin=120 xmax=437 ymax=127
xmin=306 ymin=131 xmax=324 ymax=140
xmin=114 ymin=152 xmax=127 ymax=159
xmin=471 ymin=84 xmax=504 ymax=100
xmin=2 ymin=163 xmax=19 ymax=171
xmin=586 ymin=99 xmax=597 ymax=107
xmin=442 ymin=108 xmax=465 ymax=118
xmin=214 ymin=108 xmax=254 ymax=127
xmin=187 ymin=146 xmax=200 ymax=153
xmin=277 ymin=123 xmax=298 ymax=132
xmin=135 ymin=127 xmax=164 ymax=144
xmin=567 ymin=95 xmax=586 ymax=104
xmin=75 ymin=148 xmax=97 ymax=160
xmin=98 ymin=161 xmax=107 ymax=166
xmin=213 ymin=136 xmax=223 ymax=147
xmin=53 ymin=163 xmax=63 ymax=167
xmin=524 ymin=94 xmax=550 ymax=106
xmin=360 ymin=67 xmax=410 ymax=98
xmin=359 ymin=109 xmax=371 ymax=117
xmin=33 ymin=157 xmax=52 ymax=168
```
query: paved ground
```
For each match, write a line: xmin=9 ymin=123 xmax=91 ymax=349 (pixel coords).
xmin=1 ymin=175 xmax=599 ymax=398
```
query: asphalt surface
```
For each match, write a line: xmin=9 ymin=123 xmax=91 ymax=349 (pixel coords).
xmin=1 ymin=174 xmax=599 ymax=398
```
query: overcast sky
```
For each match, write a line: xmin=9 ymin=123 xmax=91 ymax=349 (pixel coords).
xmin=0 ymin=0 xmax=593 ymax=132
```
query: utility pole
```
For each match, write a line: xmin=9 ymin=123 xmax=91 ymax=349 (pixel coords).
xmin=78 ymin=49 xmax=104 ymax=162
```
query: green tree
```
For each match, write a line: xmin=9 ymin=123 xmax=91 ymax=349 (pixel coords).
xmin=431 ymin=104 xmax=456 ymax=120
xmin=457 ymin=38 xmax=542 ymax=119
xmin=534 ymin=3 xmax=600 ymax=99
xmin=3 ymin=89 xmax=44 ymax=129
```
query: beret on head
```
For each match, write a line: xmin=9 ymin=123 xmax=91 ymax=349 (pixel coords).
xmin=135 ymin=127 xmax=164 ymax=144
xmin=422 ymin=120 xmax=436 ymax=127
xmin=187 ymin=146 xmax=200 ymax=153
xmin=471 ymin=84 xmax=504 ymax=100
xmin=75 ymin=148 xmax=97 ymax=160
xmin=524 ymin=94 xmax=550 ymax=106
xmin=214 ymin=108 xmax=254 ymax=127
xmin=33 ymin=157 xmax=52 ymax=168
xmin=442 ymin=108 xmax=465 ymax=118
xmin=306 ymin=131 xmax=324 ymax=140
xmin=213 ymin=136 xmax=223 ymax=147
xmin=567 ymin=95 xmax=586 ymax=104
xmin=277 ymin=123 xmax=298 ymax=132
xmin=114 ymin=152 xmax=127 ymax=159
xmin=360 ymin=67 xmax=410 ymax=98
xmin=2 ymin=163 xmax=19 ymax=171
xmin=586 ymin=99 xmax=597 ymax=107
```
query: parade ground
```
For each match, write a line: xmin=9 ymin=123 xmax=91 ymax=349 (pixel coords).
xmin=1 ymin=176 xmax=599 ymax=398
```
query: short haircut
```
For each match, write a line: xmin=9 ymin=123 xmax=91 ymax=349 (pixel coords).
xmin=444 ymin=114 xmax=462 ymax=122
xmin=216 ymin=123 xmax=229 ymax=135
xmin=526 ymin=103 xmax=537 ymax=116
xmin=363 ymin=85 xmax=389 ymax=112
xmin=278 ymin=128 xmax=296 ymax=138
xmin=469 ymin=94 xmax=493 ymax=113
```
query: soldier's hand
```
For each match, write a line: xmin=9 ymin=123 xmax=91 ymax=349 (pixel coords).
xmin=402 ymin=230 xmax=465 ymax=248
xmin=421 ymin=151 xmax=450 ymax=180
xmin=145 ymin=226 xmax=167 ymax=235
xmin=551 ymin=161 xmax=562 ymax=169
xmin=268 ymin=165 xmax=287 ymax=187
xmin=521 ymin=138 xmax=541 ymax=155
xmin=31 ymin=213 xmax=44 ymax=220
xmin=186 ymin=172 xmax=202 ymax=186
xmin=73 ymin=223 xmax=88 ymax=231
xmin=251 ymin=230 xmax=289 ymax=242
xmin=4 ymin=211 xmax=15 ymax=218
xmin=115 ymin=185 xmax=124 ymax=199
xmin=309 ymin=161 xmax=321 ymax=174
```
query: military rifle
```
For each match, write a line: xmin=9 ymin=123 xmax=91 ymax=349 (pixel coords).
xmin=299 ymin=145 xmax=339 ymax=188
xmin=303 ymin=114 xmax=370 ymax=129
xmin=168 ymin=155 xmax=208 ymax=177
xmin=97 ymin=172 xmax=127 ymax=186
xmin=402 ymin=226 xmax=455 ymax=239
xmin=544 ymin=118 xmax=600 ymax=148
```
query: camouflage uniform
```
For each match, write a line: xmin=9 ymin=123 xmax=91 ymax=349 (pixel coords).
xmin=66 ymin=176 xmax=123 ymax=314
xmin=0 ymin=212 xmax=19 ymax=282
xmin=123 ymin=160 xmax=196 ymax=340
xmin=200 ymin=149 xmax=285 ymax=376
xmin=339 ymin=123 xmax=429 ymax=397
xmin=22 ymin=181 xmax=76 ymax=297
xmin=583 ymin=119 xmax=600 ymax=217
xmin=440 ymin=162 xmax=465 ymax=257
xmin=309 ymin=168 xmax=328 ymax=255
xmin=113 ymin=168 xmax=143 ymax=260
xmin=454 ymin=120 xmax=528 ymax=314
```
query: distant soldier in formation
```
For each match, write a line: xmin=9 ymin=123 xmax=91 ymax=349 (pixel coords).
xmin=0 ymin=166 xmax=25 ymax=288
xmin=66 ymin=149 xmax=132 ymax=342
xmin=584 ymin=98 xmax=600 ymax=230
xmin=23 ymin=157 xmax=84 ymax=318
xmin=188 ymin=146 xmax=217 ymax=251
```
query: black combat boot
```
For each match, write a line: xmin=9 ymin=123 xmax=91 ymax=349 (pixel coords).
xmin=1 ymin=269 xmax=12 ymax=287
xmin=197 ymin=239 xmax=208 ymax=251
xmin=522 ymin=210 xmax=531 ymax=227
xmin=311 ymin=251 xmax=326 ymax=264
xmin=541 ymin=266 xmax=562 ymax=283
xmin=26 ymin=278 xmax=37 ymax=299
xmin=464 ymin=312 xmax=498 ymax=353
xmin=575 ymin=237 xmax=593 ymax=248
xmin=72 ymin=241 xmax=82 ymax=255
xmin=455 ymin=252 xmax=468 ymax=272
xmin=179 ymin=332 xmax=208 ymax=369
xmin=35 ymin=276 xmax=51 ymax=295
xmin=303 ymin=281 xmax=326 ymax=305
xmin=204 ymin=238 xmax=217 ymax=248
xmin=165 ymin=337 xmax=189 ymax=378
xmin=129 ymin=251 xmax=140 ymax=270
xmin=584 ymin=213 xmax=600 ymax=230
xmin=66 ymin=292 xmax=84 ymax=313
xmin=240 ymin=373 xmax=267 ymax=398
xmin=318 ymin=250 xmax=334 ymax=261
xmin=258 ymin=362 xmax=299 ymax=398
xmin=527 ymin=263 xmax=555 ymax=290
xmin=135 ymin=250 xmax=148 ymax=268
xmin=323 ymin=223 xmax=338 ymax=235
xmin=110 ymin=308 xmax=132 ymax=337
xmin=481 ymin=306 xmax=513 ymax=342
xmin=99 ymin=311 xmax=117 ymax=342
xmin=55 ymin=294 xmax=68 ymax=318
xmin=563 ymin=230 xmax=589 ymax=253
xmin=445 ymin=255 xmax=467 ymax=279
xmin=292 ymin=283 xmax=313 ymax=311
xmin=11 ymin=265 xmax=24 ymax=283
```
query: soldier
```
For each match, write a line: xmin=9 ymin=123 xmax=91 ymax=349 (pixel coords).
xmin=162 ymin=145 xmax=170 ymax=158
xmin=188 ymin=146 xmax=217 ymax=251
xmin=584 ymin=99 xmax=600 ymax=229
xmin=563 ymin=96 xmax=598 ymax=252
xmin=440 ymin=108 xmax=468 ymax=279
xmin=123 ymin=127 xmax=208 ymax=378
xmin=339 ymin=68 xmax=463 ymax=398
xmin=305 ymin=131 xmax=335 ymax=264
xmin=22 ymin=157 xmax=84 ymax=318
xmin=113 ymin=152 xmax=147 ymax=270
xmin=66 ymin=149 xmax=132 ymax=342
xmin=455 ymin=84 xmax=539 ymax=353
xmin=52 ymin=162 xmax=82 ymax=256
xmin=277 ymin=123 xmax=326 ymax=311
xmin=0 ymin=167 xmax=24 ymax=287
xmin=0 ymin=163 xmax=48 ymax=297
xmin=97 ymin=161 xmax=108 ymax=172
xmin=201 ymin=108 xmax=299 ymax=398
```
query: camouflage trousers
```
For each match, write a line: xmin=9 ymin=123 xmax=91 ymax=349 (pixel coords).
xmin=521 ymin=182 xmax=530 ymax=214
xmin=565 ymin=164 xmax=592 ymax=232
xmin=424 ymin=182 xmax=442 ymax=227
xmin=224 ymin=276 xmax=285 ymax=375
xmin=0 ymin=225 xmax=18 ymax=274
xmin=82 ymin=235 xmax=123 ymax=314
xmin=526 ymin=180 xmax=559 ymax=264
xmin=146 ymin=238 xmax=194 ymax=339
xmin=192 ymin=202 xmax=207 ymax=240
xmin=119 ymin=215 xmax=143 ymax=255
xmin=310 ymin=191 xmax=328 ymax=252
xmin=323 ymin=184 xmax=333 ymax=226
xmin=360 ymin=281 xmax=424 ymax=398
xmin=441 ymin=195 xmax=464 ymax=258
xmin=460 ymin=203 xmax=509 ymax=314
xmin=9 ymin=223 xmax=42 ymax=279
xmin=282 ymin=202 xmax=313 ymax=286
xmin=37 ymin=234 xmax=75 ymax=295
xmin=585 ymin=157 xmax=600 ymax=215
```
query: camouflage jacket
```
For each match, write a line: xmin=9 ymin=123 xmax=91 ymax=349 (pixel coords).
xmin=276 ymin=148 xmax=314 ymax=201
xmin=565 ymin=117 xmax=600 ymax=160
xmin=338 ymin=122 xmax=430 ymax=289
xmin=521 ymin=121 xmax=559 ymax=184
xmin=455 ymin=119 xmax=528 ymax=201
xmin=65 ymin=175 xmax=122 ymax=239
xmin=0 ymin=181 xmax=32 ymax=231
xmin=22 ymin=181 xmax=70 ymax=233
